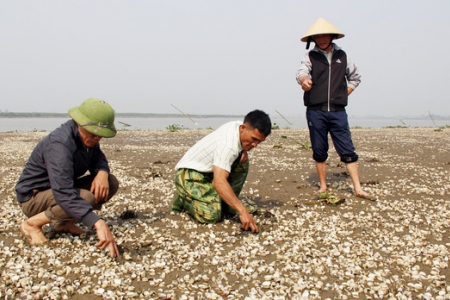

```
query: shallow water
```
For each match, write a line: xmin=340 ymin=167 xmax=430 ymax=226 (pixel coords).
xmin=0 ymin=116 xmax=447 ymax=132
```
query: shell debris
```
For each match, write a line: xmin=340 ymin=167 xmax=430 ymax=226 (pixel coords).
xmin=1 ymin=128 xmax=450 ymax=299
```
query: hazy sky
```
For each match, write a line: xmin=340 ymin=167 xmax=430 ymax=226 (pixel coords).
xmin=0 ymin=1 xmax=449 ymax=117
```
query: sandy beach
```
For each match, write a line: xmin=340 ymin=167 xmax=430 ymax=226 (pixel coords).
xmin=1 ymin=127 xmax=450 ymax=299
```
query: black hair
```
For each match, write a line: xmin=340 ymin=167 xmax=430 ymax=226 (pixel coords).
xmin=243 ymin=109 xmax=272 ymax=137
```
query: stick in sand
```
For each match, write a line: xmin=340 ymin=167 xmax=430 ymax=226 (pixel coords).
xmin=428 ymin=111 xmax=436 ymax=126
xmin=171 ymin=104 xmax=199 ymax=125
xmin=275 ymin=110 xmax=293 ymax=125
xmin=118 ymin=121 xmax=131 ymax=127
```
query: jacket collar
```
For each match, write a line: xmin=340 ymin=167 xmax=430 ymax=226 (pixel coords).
xmin=312 ymin=43 xmax=341 ymax=54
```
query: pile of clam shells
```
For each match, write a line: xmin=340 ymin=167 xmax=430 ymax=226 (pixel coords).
xmin=1 ymin=126 xmax=450 ymax=299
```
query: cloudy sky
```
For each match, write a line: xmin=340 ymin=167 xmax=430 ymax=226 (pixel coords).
xmin=0 ymin=0 xmax=448 ymax=117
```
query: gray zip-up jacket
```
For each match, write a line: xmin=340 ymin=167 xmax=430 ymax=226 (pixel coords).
xmin=15 ymin=119 xmax=110 ymax=227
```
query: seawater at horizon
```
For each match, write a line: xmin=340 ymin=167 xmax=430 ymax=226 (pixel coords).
xmin=0 ymin=116 xmax=446 ymax=133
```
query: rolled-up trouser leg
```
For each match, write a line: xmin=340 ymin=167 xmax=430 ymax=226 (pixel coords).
xmin=306 ymin=110 xmax=330 ymax=162
xmin=20 ymin=189 xmax=75 ymax=228
xmin=328 ymin=111 xmax=359 ymax=163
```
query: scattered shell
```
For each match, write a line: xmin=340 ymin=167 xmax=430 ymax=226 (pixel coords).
xmin=1 ymin=129 xmax=450 ymax=299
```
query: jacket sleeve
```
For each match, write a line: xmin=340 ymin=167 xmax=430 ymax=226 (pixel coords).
xmin=295 ymin=52 xmax=312 ymax=83
xmin=346 ymin=57 xmax=361 ymax=90
xmin=89 ymin=145 xmax=110 ymax=175
xmin=45 ymin=140 xmax=100 ymax=228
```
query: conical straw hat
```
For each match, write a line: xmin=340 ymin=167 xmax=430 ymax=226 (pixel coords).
xmin=301 ymin=18 xmax=345 ymax=42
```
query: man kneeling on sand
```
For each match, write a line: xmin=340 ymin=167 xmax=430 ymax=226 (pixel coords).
xmin=172 ymin=110 xmax=272 ymax=233
xmin=15 ymin=98 xmax=120 ymax=258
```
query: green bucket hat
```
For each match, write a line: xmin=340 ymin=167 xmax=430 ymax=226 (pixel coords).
xmin=68 ymin=98 xmax=117 ymax=138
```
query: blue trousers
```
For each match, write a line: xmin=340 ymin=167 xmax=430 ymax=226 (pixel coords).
xmin=306 ymin=110 xmax=358 ymax=163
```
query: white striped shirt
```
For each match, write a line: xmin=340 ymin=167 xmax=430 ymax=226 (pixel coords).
xmin=175 ymin=121 xmax=243 ymax=173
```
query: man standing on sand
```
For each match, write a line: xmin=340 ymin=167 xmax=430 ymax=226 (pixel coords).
xmin=296 ymin=18 xmax=375 ymax=201
xmin=172 ymin=110 xmax=272 ymax=233
xmin=15 ymin=98 xmax=120 ymax=258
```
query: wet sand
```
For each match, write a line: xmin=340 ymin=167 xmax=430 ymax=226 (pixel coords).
xmin=1 ymin=127 xmax=450 ymax=299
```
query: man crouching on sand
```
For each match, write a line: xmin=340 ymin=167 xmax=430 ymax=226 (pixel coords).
xmin=15 ymin=98 xmax=120 ymax=258
xmin=172 ymin=110 xmax=272 ymax=233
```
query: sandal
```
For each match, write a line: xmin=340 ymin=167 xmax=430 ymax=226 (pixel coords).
xmin=317 ymin=192 xmax=346 ymax=205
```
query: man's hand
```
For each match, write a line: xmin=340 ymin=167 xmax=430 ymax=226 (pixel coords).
xmin=238 ymin=210 xmax=259 ymax=233
xmin=240 ymin=150 xmax=248 ymax=164
xmin=91 ymin=170 xmax=109 ymax=204
xmin=300 ymin=76 xmax=313 ymax=92
xmin=94 ymin=219 xmax=119 ymax=258
xmin=213 ymin=166 xmax=259 ymax=233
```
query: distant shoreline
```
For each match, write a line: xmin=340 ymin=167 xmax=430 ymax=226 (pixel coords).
xmin=1 ymin=112 xmax=450 ymax=120
xmin=0 ymin=112 xmax=244 ymax=118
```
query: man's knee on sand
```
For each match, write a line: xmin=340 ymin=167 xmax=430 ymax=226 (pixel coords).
xmin=172 ymin=193 xmax=222 ymax=224
xmin=194 ymin=208 xmax=222 ymax=224
xmin=172 ymin=193 xmax=185 ymax=213
xmin=172 ymin=165 xmax=246 ymax=224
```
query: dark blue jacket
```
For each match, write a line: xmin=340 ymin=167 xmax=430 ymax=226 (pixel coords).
xmin=15 ymin=120 xmax=110 ymax=227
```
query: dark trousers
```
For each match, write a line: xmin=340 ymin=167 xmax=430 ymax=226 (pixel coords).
xmin=306 ymin=110 xmax=358 ymax=163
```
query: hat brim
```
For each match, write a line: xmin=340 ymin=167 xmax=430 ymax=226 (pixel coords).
xmin=301 ymin=33 xmax=345 ymax=42
xmin=300 ymin=18 xmax=345 ymax=43
xmin=68 ymin=106 xmax=116 ymax=138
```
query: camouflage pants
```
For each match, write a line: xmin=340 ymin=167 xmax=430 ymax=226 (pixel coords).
xmin=172 ymin=161 xmax=249 ymax=224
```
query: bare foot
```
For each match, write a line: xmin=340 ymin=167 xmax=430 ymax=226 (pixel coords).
xmin=20 ymin=221 xmax=48 ymax=245
xmin=54 ymin=221 xmax=87 ymax=235
xmin=355 ymin=191 xmax=377 ymax=201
